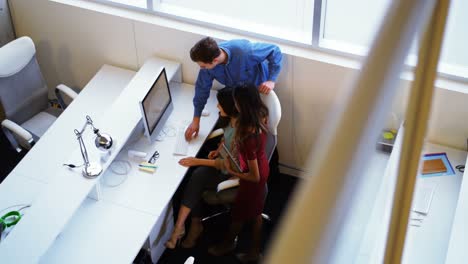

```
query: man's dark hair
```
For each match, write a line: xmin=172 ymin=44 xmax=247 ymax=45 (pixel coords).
xmin=190 ymin=37 xmax=221 ymax=63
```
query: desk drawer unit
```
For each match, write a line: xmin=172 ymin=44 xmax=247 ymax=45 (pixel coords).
xmin=148 ymin=201 xmax=174 ymax=262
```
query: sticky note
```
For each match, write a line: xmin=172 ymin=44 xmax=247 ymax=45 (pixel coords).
xmin=139 ymin=166 xmax=156 ymax=173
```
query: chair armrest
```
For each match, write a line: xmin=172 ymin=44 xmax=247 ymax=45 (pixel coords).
xmin=56 ymin=84 xmax=78 ymax=99
xmin=55 ymin=84 xmax=78 ymax=109
xmin=217 ymin=178 xmax=240 ymax=192
xmin=1 ymin=119 xmax=33 ymax=142
xmin=184 ymin=257 xmax=195 ymax=264
xmin=1 ymin=119 xmax=34 ymax=151
xmin=207 ymin=128 xmax=224 ymax=140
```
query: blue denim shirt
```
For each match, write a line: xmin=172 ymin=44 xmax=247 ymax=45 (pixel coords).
xmin=193 ymin=39 xmax=282 ymax=117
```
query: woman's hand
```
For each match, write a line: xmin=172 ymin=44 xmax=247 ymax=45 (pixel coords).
xmin=179 ymin=157 xmax=200 ymax=167
xmin=208 ymin=150 xmax=218 ymax=159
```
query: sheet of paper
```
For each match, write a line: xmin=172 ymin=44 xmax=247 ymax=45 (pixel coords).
xmin=412 ymin=184 xmax=436 ymax=215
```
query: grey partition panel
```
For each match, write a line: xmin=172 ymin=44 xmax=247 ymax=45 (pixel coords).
xmin=0 ymin=0 xmax=15 ymax=47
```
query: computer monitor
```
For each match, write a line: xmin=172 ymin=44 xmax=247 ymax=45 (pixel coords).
xmin=139 ymin=68 xmax=173 ymax=142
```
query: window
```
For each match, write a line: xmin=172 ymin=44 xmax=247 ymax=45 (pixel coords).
xmin=104 ymin=0 xmax=147 ymax=9
xmin=91 ymin=0 xmax=468 ymax=80
xmin=158 ymin=0 xmax=313 ymax=44
xmin=320 ymin=0 xmax=392 ymax=55
xmin=320 ymin=0 xmax=468 ymax=79
xmin=437 ymin=0 xmax=468 ymax=78
xmin=92 ymin=0 xmax=313 ymax=43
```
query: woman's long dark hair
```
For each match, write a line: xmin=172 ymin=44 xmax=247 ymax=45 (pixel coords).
xmin=232 ymin=84 xmax=269 ymax=142
xmin=216 ymin=87 xmax=238 ymax=127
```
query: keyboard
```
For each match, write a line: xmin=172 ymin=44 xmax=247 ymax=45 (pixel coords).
xmin=173 ymin=127 xmax=189 ymax=155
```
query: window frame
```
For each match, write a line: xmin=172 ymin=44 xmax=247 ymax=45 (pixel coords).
xmin=87 ymin=0 xmax=468 ymax=83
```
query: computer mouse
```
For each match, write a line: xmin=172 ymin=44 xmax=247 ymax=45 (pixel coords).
xmin=202 ymin=109 xmax=210 ymax=116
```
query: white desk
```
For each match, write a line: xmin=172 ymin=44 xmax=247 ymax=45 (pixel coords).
xmin=402 ymin=144 xmax=466 ymax=264
xmin=445 ymin=151 xmax=468 ymax=263
xmin=41 ymin=82 xmax=219 ymax=263
xmin=0 ymin=65 xmax=138 ymax=262
xmin=0 ymin=58 xmax=219 ymax=263
xmin=356 ymin=142 xmax=466 ymax=264
xmin=8 ymin=65 xmax=136 ymax=184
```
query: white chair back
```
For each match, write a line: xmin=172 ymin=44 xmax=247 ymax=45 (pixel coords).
xmin=0 ymin=36 xmax=35 ymax=78
xmin=0 ymin=36 xmax=49 ymax=124
xmin=260 ymin=90 xmax=281 ymax=161
xmin=260 ymin=90 xmax=281 ymax=136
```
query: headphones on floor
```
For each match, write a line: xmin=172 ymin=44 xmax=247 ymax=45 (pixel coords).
xmin=0 ymin=211 xmax=21 ymax=239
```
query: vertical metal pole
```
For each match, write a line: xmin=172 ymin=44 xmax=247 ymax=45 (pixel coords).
xmin=311 ymin=0 xmax=323 ymax=46
xmin=384 ymin=0 xmax=451 ymax=263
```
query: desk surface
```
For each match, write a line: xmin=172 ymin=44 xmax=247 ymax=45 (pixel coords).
xmin=0 ymin=61 xmax=219 ymax=263
xmin=445 ymin=149 xmax=468 ymax=263
xmin=9 ymin=65 xmax=136 ymax=184
xmin=100 ymin=82 xmax=218 ymax=216
xmin=41 ymin=82 xmax=219 ymax=263
xmin=41 ymin=81 xmax=218 ymax=263
xmin=357 ymin=143 xmax=466 ymax=264
xmin=402 ymin=144 xmax=466 ymax=264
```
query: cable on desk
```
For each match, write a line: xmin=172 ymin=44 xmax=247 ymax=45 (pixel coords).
xmin=155 ymin=124 xmax=177 ymax=142
xmin=63 ymin=163 xmax=84 ymax=168
xmin=0 ymin=205 xmax=31 ymax=243
xmin=102 ymin=160 xmax=131 ymax=187
xmin=0 ymin=204 xmax=31 ymax=215
xmin=161 ymin=124 xmax=176 ymax=137
xmin=110 ymin=160 xmax=131 ymax=175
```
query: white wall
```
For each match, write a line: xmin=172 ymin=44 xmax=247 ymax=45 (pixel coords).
xmin=8 ymin=0 xmax=468 ymax=176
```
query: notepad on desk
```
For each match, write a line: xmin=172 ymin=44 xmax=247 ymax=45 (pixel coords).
xmin=420 ymin=152 xmax=455 ymax=177
xmin=422 ymin=158 xmax=447 ymax=174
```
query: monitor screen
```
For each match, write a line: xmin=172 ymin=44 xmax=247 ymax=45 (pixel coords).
xmin=140 ymin=68 xmax=172 ymax=140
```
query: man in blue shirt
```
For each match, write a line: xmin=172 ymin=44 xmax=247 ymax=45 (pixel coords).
xmin=185 ymin=37 xmax=282 ymax=140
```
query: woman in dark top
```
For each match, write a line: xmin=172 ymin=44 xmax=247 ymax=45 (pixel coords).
xmin=165 ymin=87 xmax=239 ymax=249
xmin=209 ymin=84 xmax=269 ymax=262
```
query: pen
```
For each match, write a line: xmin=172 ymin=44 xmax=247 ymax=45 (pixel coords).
xmin=139 ymin=164 xmax=157 ymax=169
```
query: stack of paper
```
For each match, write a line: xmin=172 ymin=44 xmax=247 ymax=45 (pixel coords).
xmin=409 ymin=183 xmax=436 ymax=227
xmin=412 ymin=184 xmax=436 ymax=214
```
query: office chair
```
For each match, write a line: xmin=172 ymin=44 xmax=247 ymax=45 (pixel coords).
xmin=0 ymin=36 xmax=78 ymax=152
xmin=202 ymin=90 xmax=282 ymax=222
